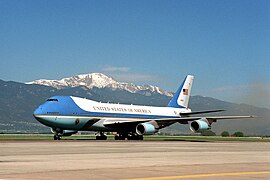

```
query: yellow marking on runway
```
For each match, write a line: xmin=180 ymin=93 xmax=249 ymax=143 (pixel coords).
xmin=125 ymin=171 xmax=270 ymax=180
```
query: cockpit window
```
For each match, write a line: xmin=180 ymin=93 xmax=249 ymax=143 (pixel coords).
xmin=46 ymin=98 xmax=58 ymax=102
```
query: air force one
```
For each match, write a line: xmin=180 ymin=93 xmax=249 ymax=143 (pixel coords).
xmin=33 ymin=75 xmax=254 ymax=140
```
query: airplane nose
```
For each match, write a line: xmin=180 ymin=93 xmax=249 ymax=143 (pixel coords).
xmin=33 ymin=106 xmax=49 ymax=125
xmin=33 ymin=106 xmax=43 ymax=116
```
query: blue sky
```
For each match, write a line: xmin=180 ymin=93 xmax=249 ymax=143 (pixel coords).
xmin=0 ymin=0 xmax=269 ymax=108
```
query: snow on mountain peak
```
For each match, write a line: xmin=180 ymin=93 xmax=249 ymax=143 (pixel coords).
xmin=26 ymin=73 xmax=173 ymax=96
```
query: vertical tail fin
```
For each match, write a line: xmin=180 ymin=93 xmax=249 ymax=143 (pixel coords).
xmin=167 ymin=75 xmax=194 ymax=108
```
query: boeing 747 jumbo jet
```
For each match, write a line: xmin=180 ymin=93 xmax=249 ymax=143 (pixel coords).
xmin=33 ymin=75 xmax=254 ymax=140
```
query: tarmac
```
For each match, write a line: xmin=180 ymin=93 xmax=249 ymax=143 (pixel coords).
xmin=1 ymin=140 xmax=270 ymax=180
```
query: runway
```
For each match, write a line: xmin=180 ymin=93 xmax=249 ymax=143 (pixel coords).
xmin=1 ymin=140 xmax=270 ymax=179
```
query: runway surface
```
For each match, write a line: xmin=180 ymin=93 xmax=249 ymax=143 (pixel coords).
xmin=1 ymin=140 xmax=270 ymax=179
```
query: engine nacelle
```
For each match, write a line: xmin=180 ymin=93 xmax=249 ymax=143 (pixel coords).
xmin=136 ymin=123 xmax=157 ymax=135
xmin=61 ymin=130 xmax=78 ymax=136
xmin=51 ymin=128 xmax=78 ymax=136
xmin=190 ymin=120 xmax=210 ymax=132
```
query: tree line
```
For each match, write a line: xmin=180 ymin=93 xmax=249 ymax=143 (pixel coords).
xmin=201 ymin=130 xmax=244 ymax=137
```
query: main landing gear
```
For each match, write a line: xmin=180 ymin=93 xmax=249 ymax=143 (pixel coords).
xmin=114 ymin=133 xmax=143 ymax=140
xmin=95 ymin=132 xmax=107 ymax=140
xmin=94 ymin=132 xmax=143 ymax=140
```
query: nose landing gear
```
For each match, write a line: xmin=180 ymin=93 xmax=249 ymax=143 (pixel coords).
xmin=51 ymin=128 xmax=63 ymax=140
xmin=53 ymin=135 xmax=62 ymax=140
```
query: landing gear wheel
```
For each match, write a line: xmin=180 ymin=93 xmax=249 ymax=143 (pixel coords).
xmin=127 ymin=134 xmax=144 ymax=140
xmin=96 ymin=132 xmax=107 ymax=140
xmin=54 ymin=135 xmax=62 ymax=140
xmin=127 ymin=135 xmax=134 ymax=140
xmin=96 ymin=136 xmax=107 ymax=140
xmin=119 ymin=135 xmax=125 ymax=140
xmin=115 ymin=133 xmax=127 ymax=140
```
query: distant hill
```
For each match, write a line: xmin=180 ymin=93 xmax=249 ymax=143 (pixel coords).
xmin=0 ymin=78 xmax=269 ymax=135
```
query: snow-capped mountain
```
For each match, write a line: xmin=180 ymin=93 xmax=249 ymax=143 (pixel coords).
xmin=26 ymin=73 xmax=173 ymax=97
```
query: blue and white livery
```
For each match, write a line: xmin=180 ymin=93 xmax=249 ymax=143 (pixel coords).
xmin=33 ymin=75 xmax=254 ymax=140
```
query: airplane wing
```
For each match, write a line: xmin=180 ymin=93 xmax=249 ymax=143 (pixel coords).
xmin=101 ymin=115 xmax=255 ymax=135
xmin=102 ymin=117 xmax=202 ymax=126
xmin=103 ymin=118 xmax=148 ymax=125
xmin=102 ymin=117 xmax=201 ymax=130
xmin=180 ymin=109 xmax=224 ymax=116
xmin=197 ymin=116 xmax=256 ymax=124
xmin=103 ymin=115 xmax=255 ymax=128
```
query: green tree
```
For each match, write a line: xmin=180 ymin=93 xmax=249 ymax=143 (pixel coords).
xmin=221 ymin=131 xmax=230 ymax=137
xmin=232 ymin=131 xmax=244 ymax=137
xmin=201 ymin=130 xmax=216 ymax=136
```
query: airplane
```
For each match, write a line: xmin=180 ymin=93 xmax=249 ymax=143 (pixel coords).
xmin=33 ymin=75 xmax=254 ymax=140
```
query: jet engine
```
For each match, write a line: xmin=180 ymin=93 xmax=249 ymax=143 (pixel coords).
xmin=51 ymin=128 xmax=78 ymax=136
xmin=136 ymin=123 xmax=157 ymax=135
xmin=190 ymin=120 xmax=210 ymax=132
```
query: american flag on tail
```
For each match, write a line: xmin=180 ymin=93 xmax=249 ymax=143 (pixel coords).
xmin=183 ymin=89 xmax=188 ymax=95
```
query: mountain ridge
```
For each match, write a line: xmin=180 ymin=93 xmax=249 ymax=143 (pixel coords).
xmin=26 ymin=73 xmax=173 ymax=97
